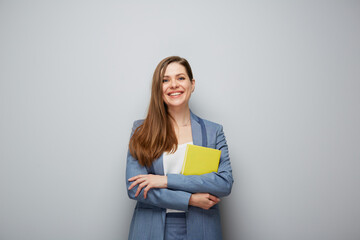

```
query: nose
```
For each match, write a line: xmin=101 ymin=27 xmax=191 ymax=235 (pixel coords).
xmin=170 ymin=78 xmax=179 ymax=88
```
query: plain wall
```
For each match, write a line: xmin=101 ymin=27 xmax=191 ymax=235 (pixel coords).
xmin=0 ymin=1 xmax=359 ymax=240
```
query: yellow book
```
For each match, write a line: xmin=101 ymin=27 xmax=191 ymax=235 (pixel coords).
xmin=181 ymin=144 xmax=221 ymax=175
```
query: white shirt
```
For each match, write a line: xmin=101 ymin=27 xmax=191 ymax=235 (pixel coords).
xmin=163 ymin=141 xmax=193 ymax=213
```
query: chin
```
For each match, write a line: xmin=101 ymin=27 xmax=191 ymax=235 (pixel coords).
xmin=165 ymin=102 xmax=188 ymax=109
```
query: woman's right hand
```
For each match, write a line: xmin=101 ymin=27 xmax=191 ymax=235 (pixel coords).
xmin=188 ymin=193 xmax=220 ymax=210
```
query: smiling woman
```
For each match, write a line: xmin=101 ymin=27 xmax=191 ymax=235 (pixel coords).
xmin=125 ymin=56 xmax=233 ymax=240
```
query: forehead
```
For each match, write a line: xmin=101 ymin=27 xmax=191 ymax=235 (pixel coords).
xmin=163 ymin=62 xmax=187 ymax=77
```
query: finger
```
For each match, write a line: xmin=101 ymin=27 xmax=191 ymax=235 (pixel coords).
xmin=143 ymin=186 xmax=152 ymax=199
xmin=128 ymin=178 xmax=146 ymax=190
xmin=135 ymin=182 xmax=147 ymax=197
xmin=208 ymin=200 xmax=217 ymax=209
xmin=128 ymin=176 xmax=138 ymax=182
xmin=203 ymin=202 xmax=213 ymax=210
xmin=128 ymin=180 xmax=139 ymax=190
xmin=135 ymin=182 xmax=148 ymax=197
xmin=128 ymin=175 xmax=145 ymax=182
xmin=208 ymin=195 xmax=220 ymax=203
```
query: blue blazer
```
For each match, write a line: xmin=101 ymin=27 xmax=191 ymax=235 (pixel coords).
xmin=126 ymin=110 xmax=234 ymax=240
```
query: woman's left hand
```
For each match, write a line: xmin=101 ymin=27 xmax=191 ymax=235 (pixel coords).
xmin=128 ymin=174 xmax=168 ymax=199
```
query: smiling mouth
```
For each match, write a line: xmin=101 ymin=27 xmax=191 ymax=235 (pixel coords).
xmin=168 ymin=92 xmax=183 ymax=96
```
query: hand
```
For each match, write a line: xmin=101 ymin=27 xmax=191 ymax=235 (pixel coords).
xmin=128 ymin=174 xmax=167 ymax=199
xmin=189 ymin=193 xmax=220 ymax=210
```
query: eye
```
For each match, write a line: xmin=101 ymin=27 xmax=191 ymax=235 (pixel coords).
xmin=179 ymin=77 xmax=185 ymax=80
xmin=163 ymin=79 xmax=169 ymax=83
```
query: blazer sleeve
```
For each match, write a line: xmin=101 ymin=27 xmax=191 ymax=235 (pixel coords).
xmin=126 ymin=121 xmax=192 ymax=211
xmin=166 ymin=124 xmax=234 ymax=198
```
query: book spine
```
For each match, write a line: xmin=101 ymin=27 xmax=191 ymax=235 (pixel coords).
xmin=181 ymin=144 xmax=190 ymax=174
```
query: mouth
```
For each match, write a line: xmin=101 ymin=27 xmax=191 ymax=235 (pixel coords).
xmin=168 ymin=91 xmax=184 ymax=97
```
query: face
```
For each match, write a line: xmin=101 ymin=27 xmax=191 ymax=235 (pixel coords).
xmin=162 ymin=62 xmax=195 ymax=109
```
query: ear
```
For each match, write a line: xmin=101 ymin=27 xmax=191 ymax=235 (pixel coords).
xmin=191 ymin=79 xmax=195 ymax=92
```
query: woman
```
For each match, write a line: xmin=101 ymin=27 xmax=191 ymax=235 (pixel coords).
xmin=126 ymin=56 xmax=233 ymax=240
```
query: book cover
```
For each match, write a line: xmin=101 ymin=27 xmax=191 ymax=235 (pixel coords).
xmin=181 ymin=144 xmax=221 ymax=175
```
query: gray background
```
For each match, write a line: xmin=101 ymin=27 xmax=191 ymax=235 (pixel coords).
xmin=1 ymin=1 xmax=359 ymax=240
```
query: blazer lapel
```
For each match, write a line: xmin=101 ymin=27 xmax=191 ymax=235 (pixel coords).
xmin=190 ymin=109 xmax=203 ymax=147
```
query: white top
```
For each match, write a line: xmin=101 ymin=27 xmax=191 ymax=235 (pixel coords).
xmin=163 ymin=141 xmax=193 ymax=213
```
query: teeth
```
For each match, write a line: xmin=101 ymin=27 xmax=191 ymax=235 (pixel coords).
xmin=169 ymin=92 xmax=182 ymax=96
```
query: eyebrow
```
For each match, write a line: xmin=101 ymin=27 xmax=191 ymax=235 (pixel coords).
xmin=163 ymin=73 xmax=186 ymax=78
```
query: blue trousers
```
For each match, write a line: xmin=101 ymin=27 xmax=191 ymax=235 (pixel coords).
xmin=164 ymin=213 xmax=187 ymax=240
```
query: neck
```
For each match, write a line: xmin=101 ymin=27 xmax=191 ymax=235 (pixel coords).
xmin=167 ymin=105 xmax=191 ymax=127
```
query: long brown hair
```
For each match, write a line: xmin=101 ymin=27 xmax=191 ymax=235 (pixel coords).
xmin=129 ymin=56 xmax=194 ymax=167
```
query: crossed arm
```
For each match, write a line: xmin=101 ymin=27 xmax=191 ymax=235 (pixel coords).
xmin=126 ymin=123 xmax=233 ymax=211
